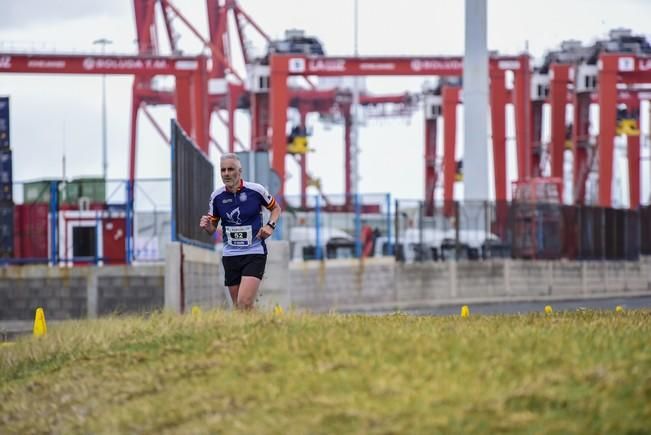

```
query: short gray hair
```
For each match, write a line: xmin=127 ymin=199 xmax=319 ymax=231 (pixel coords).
xmin=220 ymin=153 xmax=241 ymax=168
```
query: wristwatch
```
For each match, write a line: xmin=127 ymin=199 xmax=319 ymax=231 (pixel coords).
xmin=266 ymin=220 xmax=276 ymax=230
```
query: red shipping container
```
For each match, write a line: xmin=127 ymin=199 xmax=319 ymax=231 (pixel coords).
xmin=12 ymin=204 xmax=21 ymax=258
xmin=14 ymin=203 xmax=49 ymax=259
xmin=102 ymin=217 xmax=126 ymax=264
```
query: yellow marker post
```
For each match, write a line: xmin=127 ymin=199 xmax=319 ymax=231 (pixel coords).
xmin=544 ymin=305 xmax=553 ymax=315
xmin=273 ymin=304 xmax=284 ymax=316
xmin=615 ymin=306 xmax=624 ymax=313
xmin=191 ymin=306 xmax=202 ymax=317
xmin=460 ymin=305 xmax=470 ymax=318
xmin=33 ymin=307 xmax=47 ymax=337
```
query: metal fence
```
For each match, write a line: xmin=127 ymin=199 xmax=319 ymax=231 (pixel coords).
xmin=280 ymin=193 xmax=392 ymax=261
xmin=2 ymin=180 xmax=650 ymax=266
xmin=1 ymin=178 xmax=170 ymax=265
xmin=394 ymin=200 xmax=650 ymax=262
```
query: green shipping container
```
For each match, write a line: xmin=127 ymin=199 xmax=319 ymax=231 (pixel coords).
xmin=65 ymin=178 xmax=105 ymax=205
xmin=23 ymin=180 xmax=59 ymax=204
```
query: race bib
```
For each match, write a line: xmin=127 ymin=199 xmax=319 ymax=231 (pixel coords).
xmin=225 ymin=225 xmax=253 ymax=247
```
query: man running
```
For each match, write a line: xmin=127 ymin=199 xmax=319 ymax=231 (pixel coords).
xmin=199 ymin=153 xmax=282 ymax=309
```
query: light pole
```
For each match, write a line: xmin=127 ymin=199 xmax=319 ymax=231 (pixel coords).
xmin=93 ymin=38 xmax=112 ymax=180
xmin=351 ymin=0 xmax=360 ymax=196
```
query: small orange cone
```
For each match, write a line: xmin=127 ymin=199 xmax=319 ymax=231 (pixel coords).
xmin=33 ymin=307 xmax=47 ymax=337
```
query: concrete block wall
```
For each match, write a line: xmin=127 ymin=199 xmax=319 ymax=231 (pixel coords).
xmin=165 ymin=242 xmax=227 ymax=313
xmin=455 ymin=261 xmax=507 ymax=299
xmin=2 ymin=251 xmax=650 ymax=321
xmin=287 ymin=257 xmax=651 ymax=311
xmin=165 ymin=241 xmax=291 ymax=312
xmin=395 ymin=262 xmax=450 ymax=301
xmin=257 ymin=241 xmax=290 ymax=309
xmin=0 ymin=268 xmax=87 ymax=320
xmin=97 ymin=267 xmax=164 ymax=316
xmin=289 ymin=257 xmax=397 ymax=310
xmin=508 ymin=262 xmax=552 ymax=297
xmin=0 ymin=265 xmax=164 ymax=321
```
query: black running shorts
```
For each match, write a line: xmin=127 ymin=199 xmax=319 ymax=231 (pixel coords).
xmin=222 ymin=254 xmax=267 ymax=286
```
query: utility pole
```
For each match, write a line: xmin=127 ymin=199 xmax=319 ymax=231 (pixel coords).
xmin=93 ymin=38 xmax=112 ymax=180
xmin=351 ymin=0 xmax=360 ymax=196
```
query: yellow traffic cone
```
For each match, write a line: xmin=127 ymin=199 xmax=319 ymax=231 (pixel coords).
xmin=544 ymin=305 xmax=553 ymax=315
xmin=191 ymin=306 xmax=202 ymax=316
xmin=33 ymin=307 xmax=47 ymax=337
xmin=615 ymin=306 xmax=624 ymax=313
xmin=460 ymin=305 xmax=470 ymax=318
xmin=273 ymin=304 xmax=284 ymax=316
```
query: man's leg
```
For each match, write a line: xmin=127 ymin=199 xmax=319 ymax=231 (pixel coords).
xmin=222 ymin=256 xmax=241 ymax=309
xmin=228 ymin=285 xmax=239 ymax=307
xmin=236 ymin=276 xmax=262 ymax=310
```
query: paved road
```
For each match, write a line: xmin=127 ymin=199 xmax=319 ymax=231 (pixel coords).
xmin=403 ymin=295 xmax=651 ymax=316
xmin=0 ymin=320 xmax=59 ymax=341
xmin=3 ymin=296 xmax=650 ymax=341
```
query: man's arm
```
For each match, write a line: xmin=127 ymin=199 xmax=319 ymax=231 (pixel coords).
xmin=268 ymin=202 xmax=282 ymax=227
xmin=200 ymin=214 xmax=219 ymax=235
xmin=257 ymin=202 xmax=282 ymax=240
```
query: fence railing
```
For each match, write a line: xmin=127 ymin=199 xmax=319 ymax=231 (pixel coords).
xmin=394 ymin=200 xmax=650 ymax=262
xmin=1 ymin=178 xmax=170 ymax=265
xmin=280 ymin=193 xmax=392 ymax=261
xmin=2 ymin=182 xmax=650 ymax=266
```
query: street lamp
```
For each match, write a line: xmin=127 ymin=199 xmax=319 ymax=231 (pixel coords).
xmin=93 ymin=38 xmax=112 ymax=181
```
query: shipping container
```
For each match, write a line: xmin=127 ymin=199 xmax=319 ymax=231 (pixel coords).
xmin=0 ymin=149 xmax=12 ymax=202
xmin=0 ymin=96 xmax=9 ymax=149
xmin=66 ymin=177 xmax=106 ymax=205
xmin=23 ymin=179 xmax=59 ymax=204
xmin=102 ymin=216 xmax=126 ymax=264
xmin=13 ymin=203 xmax=49 ymax=260
xmin=0 ymin=182 xmax=11 ymax=202
xmin=0 ymin=203 xmax=14 ymax=257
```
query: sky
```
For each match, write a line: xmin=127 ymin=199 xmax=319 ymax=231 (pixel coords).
xmin=0 ymin=0 xmax=650 ymax=206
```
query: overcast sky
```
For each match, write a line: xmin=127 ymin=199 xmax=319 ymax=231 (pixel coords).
xmin=0 ymin=0 xmax=649 ymax=205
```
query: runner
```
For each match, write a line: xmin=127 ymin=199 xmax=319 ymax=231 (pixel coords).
xmin=199 ymin=153 xmax=282 ymax=309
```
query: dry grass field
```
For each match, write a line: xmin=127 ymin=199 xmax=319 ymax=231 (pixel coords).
xmin=1 ymin=309 xmax=650 ymax=434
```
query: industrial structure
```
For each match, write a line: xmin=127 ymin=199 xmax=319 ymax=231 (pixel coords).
xmin=0 ymin=1 xmax=650 ymax=264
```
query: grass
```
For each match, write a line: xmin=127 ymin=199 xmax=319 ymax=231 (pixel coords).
xmin=1 ymin=309 xmax=650 ymax=434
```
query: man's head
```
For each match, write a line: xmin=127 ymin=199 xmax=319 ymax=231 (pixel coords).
xmin=220 ymin=153 xmax=242 ymax=191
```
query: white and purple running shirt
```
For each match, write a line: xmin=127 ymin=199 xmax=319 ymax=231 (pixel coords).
xmin=208 ymin=179 xmax=277 ymax=257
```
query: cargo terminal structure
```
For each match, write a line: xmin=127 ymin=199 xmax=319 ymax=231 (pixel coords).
xmin=0 ymin=1 xmax=650 ymax=319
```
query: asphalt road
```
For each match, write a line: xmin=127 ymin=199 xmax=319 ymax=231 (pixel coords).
xmin=402 ymin=295 xmax=651 ymax=316
xmin=3 ymin=296 xmax=650 ymax=341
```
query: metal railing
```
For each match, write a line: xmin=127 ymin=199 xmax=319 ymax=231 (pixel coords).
xmin=3 ymin=181 xmax=650 ymax=266
xmin=1 ymin=178 xmax=170 ymax=265
xmin=394 ymin=200 xmax=650 ymax=262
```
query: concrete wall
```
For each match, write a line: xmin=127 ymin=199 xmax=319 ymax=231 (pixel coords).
xmin=96 ymin=267 xmax=164 ymax=316
xmin=164 ymin=241 xmax=290 ymax=313
xmin=2 ymin=248 xmax=650 ymax=322
xmin=165 ymin=242 xmax=227 ymax=313
xmin=0 ymin=265 xmax=164 ymax=320
xmin=257 ymin=241 xmax=290 ymax=309
xmin=288 ymin=257 xmax=651 ymax=311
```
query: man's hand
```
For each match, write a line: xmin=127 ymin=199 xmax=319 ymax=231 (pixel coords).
xmin=256 ymin=224 xmax=274 ymax=240
xmin=200 ymin=215 xmax=216 ymax=234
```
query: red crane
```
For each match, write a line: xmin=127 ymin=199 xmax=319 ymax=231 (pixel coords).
xmin=267 ymin=53 xmax=532 ymax=211
xmin=2 ymin=3 xmax=649 ymax=214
